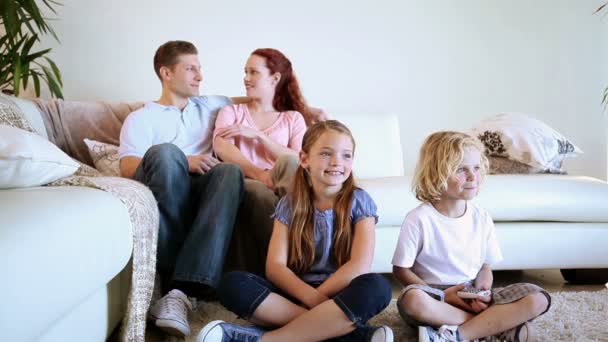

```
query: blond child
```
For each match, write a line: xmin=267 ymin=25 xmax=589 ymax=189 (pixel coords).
xmin=392 ymin=131 xmax=551 ymax=342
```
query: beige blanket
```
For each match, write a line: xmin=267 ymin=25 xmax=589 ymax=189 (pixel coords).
xmin=1 ymin=94 xmax=157 ymax=342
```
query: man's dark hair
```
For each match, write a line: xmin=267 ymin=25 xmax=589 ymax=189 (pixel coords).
xmin=153 ymin=40 xmax=198 ymax=80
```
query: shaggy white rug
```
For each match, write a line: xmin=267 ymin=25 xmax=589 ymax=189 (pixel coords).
xmin=152 ymin=290 xmax=608 ymax=342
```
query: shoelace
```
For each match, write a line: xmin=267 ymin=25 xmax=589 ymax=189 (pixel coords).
xmin=160 ymin=295 xmax=191 ymax=317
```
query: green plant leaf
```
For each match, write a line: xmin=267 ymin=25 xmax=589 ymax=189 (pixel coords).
xmin=42 ymin=66 xmax=63 ymax=98
xmin=20 ymin=34 xmax=38 ymax=59
xmin=44 ymin=57 xmax=62 ymax=86
xmin=23 ymin=48 xmax=52 ymax=63
xmin=1 ymin=0 xmax=63 ymax=98
xmin=13 ymin=57 xmax=22 ymax=96
xmin=1 ymin=1 xmax=19 ymax=41
xmin=31 ymin=71 xmax=41 ymax=97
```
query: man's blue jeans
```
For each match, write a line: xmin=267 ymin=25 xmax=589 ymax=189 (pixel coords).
xmin=134 ymin=143 xmax=244 ymax=294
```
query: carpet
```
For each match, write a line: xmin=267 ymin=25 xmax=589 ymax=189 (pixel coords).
xmin=153 ymin=289 xmax=608 ymax=342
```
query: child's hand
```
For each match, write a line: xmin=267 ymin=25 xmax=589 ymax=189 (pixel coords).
xmin=444 ymin=284 xmax=475 ymax=313
xmin=469 ymin=298 xmax=489 ymax=313
xmin=302 ymin=290 xmax=329 ymax=309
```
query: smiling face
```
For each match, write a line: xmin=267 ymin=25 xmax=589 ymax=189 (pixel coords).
xmin=243 ymin=54 xmax=279 ymax=100
xmin=300 ymin=129 xmax=355 ymax=192
xmin=442 ymin=146 xmax=483 ymax=202
xmin=162 ymin=54 xmax=202 ymax=99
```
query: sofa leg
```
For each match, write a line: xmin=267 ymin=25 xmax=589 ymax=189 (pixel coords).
xmin=560 ymin=268 xmax=608 ymax=285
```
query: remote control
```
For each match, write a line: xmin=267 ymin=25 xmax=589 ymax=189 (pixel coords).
xmin=457 ymin=287 xmax=491 ymax=299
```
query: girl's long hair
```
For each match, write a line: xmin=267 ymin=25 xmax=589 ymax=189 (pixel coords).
xmin=287 ymin=120 xmax=357 ymax=274
xmin=251 ymin=48 xmax=314 ymax=126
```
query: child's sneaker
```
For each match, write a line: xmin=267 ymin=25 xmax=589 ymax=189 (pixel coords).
xmin=148 ymin=289 xmax=193 ymax=337
xmin=423 ymin=325 xmax=480 ymax=342
xmin=368 ymin=325 xmax=394 ymax=342
xmin=197 ymin=320 xmax=264 ymax=342
xmin=486 ymin=322 xmax=535 ymax=342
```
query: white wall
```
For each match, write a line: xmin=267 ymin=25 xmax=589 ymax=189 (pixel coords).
xmin=37 ymin=0 xmax=608 ymax=179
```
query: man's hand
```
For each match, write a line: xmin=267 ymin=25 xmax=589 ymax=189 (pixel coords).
xmin=216 ymin=124 xmax=261 ymax=140
xmin=187 ymin=154 xmax=220 ymax=174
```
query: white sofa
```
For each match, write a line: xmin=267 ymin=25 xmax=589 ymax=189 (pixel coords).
xmin=1 ymin=97 xmax=135 ymax=342
xmin=1 ymin=100 xmax=607 ymax=341
xmin=332 ymin=113 xmax=608 ymax=273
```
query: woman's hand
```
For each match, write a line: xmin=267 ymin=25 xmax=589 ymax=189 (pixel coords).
xmin=216 ymin=124 xmax=261 ymax=140
xmin=254 ymin=169 xmax=274 ymax=189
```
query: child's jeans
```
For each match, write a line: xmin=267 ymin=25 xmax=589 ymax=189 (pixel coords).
xmin=218 ymin=271 xmax=392 ymax=339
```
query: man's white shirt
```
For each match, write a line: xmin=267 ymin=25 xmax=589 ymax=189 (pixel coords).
xmin=119 ymin=96 xmax=231 ymax=159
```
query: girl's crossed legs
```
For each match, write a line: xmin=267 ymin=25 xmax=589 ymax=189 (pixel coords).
xmin=217 ymin=271 xmax=392 ymax=341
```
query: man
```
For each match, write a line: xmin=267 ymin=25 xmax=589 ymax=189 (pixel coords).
xmin=119 ymin=41 xmax=246 ymax=337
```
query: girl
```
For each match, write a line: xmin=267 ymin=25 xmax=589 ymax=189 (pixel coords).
xmin=213 ymin=48 xmax=313 ymax=196
xmin=392 ymin=131 xmax=551 ymax=342
xmin=199 ymin=120 xmax=393 ymax=342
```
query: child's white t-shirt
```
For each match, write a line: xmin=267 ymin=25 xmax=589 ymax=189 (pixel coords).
xmin=391 ymin=202 xmax=503 ymax=285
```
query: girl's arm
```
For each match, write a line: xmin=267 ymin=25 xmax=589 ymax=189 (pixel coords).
xmin=316 ymin=216 xmax=376 ymax=298
xmin=392 ymin=265 xmax=427 ymax=287
xmin=266 ymin=219 xmax=328 ymax=309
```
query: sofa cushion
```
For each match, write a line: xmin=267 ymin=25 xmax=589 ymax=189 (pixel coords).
xmin=0 ymin=125 xmax=80 ymax=189
xmin=0 ymin=186 xmax=133 ymax=341
xmin=10 ymin=96 xmax=48 ymax=139
xmin=358 ymin=174 xmax=608 ymax=226
xmin=332 ymin=113 xmax=403 ymax=178
xmin=472 ymin=113 xmax=582 ymax=173
xmin=84 ymin=138 xmax=120 ymax=176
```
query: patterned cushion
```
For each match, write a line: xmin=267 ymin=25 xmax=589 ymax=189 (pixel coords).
xmin=472 ymin=113 xmax=582 ymax=173
xmin=0 ymin=93 xmax=35 ymax=132
xmin=84 ymin=139 xmax=120 ymax=177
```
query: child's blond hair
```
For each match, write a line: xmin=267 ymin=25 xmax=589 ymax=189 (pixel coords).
xmin=413 ymin=131 xmax=489 ymax=203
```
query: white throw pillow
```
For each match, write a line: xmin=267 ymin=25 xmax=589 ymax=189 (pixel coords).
xmin=0 ymin=125 xmax=79 ymax=189
xmin=471 ymin=113 xmax=583 ymax=172
xmin=83 ymin=138 xmax=120 ymax=176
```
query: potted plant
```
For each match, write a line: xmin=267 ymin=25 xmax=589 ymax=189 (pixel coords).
xmin=0 ymin=0 xmax=63 ymax=98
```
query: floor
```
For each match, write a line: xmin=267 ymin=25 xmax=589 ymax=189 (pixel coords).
xmin=115 ymin=269 xmax=607 ymax=341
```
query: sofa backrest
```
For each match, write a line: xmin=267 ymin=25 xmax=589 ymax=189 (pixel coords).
xmin=330 ymin=113 xmax=404 ymax=179
xmin=26 ymin=98 xmax=143 ymax=166
xmin=10 ymin=96 xmax=48 ymax=139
